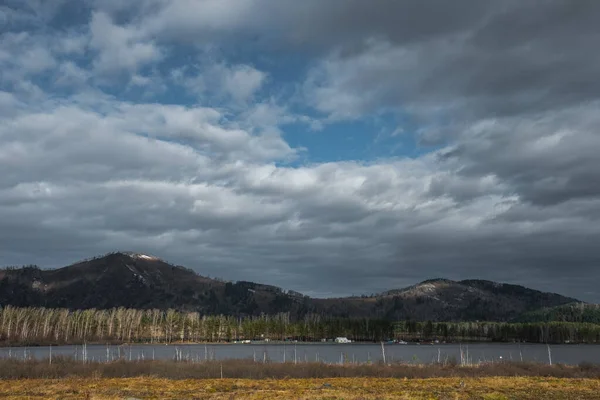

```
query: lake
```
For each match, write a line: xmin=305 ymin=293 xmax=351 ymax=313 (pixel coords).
xmin=2 ymin=343 xmax=599 ymax=365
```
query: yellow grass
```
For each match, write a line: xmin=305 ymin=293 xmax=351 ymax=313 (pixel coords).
xmin=0 ymin=377 xmax=599 ymax=399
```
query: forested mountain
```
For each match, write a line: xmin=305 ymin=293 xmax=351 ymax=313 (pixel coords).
xmin=0 ymin=253 xmax=580 ymax=322
xmin=310 ymin=278 xmax=578 ymax=322
xmin=0 ymin=252 xmax=304 ymax=316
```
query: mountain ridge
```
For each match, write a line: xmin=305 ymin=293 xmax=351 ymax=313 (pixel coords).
xmin=0 ymin=252 xmax=580 ymax=322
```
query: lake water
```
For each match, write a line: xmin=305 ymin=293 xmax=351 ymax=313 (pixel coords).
xmin=3 ymin=343 xmax=599 ymax=365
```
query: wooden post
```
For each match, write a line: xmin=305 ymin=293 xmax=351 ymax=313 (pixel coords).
xmin=519 ymin=343 xmax=523 ymax=362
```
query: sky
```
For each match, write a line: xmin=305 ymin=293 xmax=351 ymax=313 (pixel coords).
xmin=1 ymin=0 xmax=599 ymax=301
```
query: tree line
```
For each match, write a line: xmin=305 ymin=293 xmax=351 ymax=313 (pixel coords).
xmin=0 ymin=306 xmax=393 ymax=345
xmin=0 ymin=306 xmax=599 ymax=345
xmin=395 ymin=320 xmax=600 ymax=344
xmin=516 ymin=303 xmax=600 ymax=324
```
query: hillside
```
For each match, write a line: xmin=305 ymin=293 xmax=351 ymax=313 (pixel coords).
xmin=0 ymin=253 xmax=579 ymax=322
xmin=515 ymin=302 xmax=600 ymax=324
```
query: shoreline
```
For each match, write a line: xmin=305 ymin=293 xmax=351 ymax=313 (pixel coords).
xmin=0 ymin=339 xmax=591 ymax=348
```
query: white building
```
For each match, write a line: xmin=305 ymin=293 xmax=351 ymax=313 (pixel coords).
xmin=335 ymin=337 xmax=351 ymax=343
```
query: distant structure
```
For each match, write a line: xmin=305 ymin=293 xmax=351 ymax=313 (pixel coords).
xmin=335 ymin=337 xmax=351 ymax=344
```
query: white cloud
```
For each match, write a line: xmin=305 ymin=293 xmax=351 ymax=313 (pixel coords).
xmin=221 ymin=64 xmax=266 ymax=101
xmin=303 ymin=39 xmax=445 ymax=119
xmin=55 ymin=34 xmax=89 ymax=55
xmin=54 ymin=61 xmax=90 ymax=87
xmin=129 ymin=74 xmax=151 ymax=86
xmin=172 ymin=61 xmax=266 ymax=103
xmin=89 ymin=11 xmax=162 ymax=74
xmin=20 ymin=46 xmax=57 ymax=73
xmin=0 ymin=91 xmax=21 ymax=115
xmin=0 ymin=32 xmax=57 ymax=81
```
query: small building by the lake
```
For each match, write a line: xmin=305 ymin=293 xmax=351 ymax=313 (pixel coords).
xmin=335 ymin=337 xmax=351 ymax=343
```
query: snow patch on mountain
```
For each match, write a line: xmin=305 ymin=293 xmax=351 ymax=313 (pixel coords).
xmin=125 ymin=252 xmax=159 ymax=261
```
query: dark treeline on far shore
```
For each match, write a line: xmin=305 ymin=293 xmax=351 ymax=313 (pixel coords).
xmin=1 ymin=306 xmax=600 ymax=346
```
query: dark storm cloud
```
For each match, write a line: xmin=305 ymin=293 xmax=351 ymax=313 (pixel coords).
xmin=129 ymin=0 xmax=600 ymax=118
xmin=440 ymin=106 xmax=600 ymax=206
xmin=303 ymin=2 xmax=600 ymax=118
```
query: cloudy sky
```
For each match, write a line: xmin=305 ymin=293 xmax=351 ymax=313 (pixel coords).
xmin=1 ymin=0 xmax=599 ymax=301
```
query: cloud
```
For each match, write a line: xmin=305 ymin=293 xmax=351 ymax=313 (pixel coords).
xmin=171 ymin=61 xmax=266 ymax=104
xmin=220 ymin=64 xmax=266 ymax=102
xmin=0 ymin=0 xmax=599 ymax=303
xmin=89 ymin=11 xmax=162 ymax=75
xmin=54 ymin=33 xmax=89 ymax=55
xmin=0 ymin=32 xmax=57 ymax=81
xmin=54 ymin=61 xmax=90 ymax=87
xmin=132 ymin=0 xmax=490 ymax=49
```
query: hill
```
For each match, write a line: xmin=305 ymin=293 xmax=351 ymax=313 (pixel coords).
xmin=0 ymin=252 xmax=306 ymax=316
xmin=0 ymin=253 xmax=580 ymax=322
xmin=311 ymin=278 xmax=578 ymax=321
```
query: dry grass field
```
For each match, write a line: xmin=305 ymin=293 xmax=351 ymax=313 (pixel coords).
xmin=0 ymin=376 xmax=599 ymax=399
xmin=0 ymin=359 xmax=598 ymax=399
xmin=1 ymin=358 xmax=599 ymax=379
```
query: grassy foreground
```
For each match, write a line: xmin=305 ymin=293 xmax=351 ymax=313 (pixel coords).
xmin=1 ymin=377 xmax=599 ymax=399
xmin=1 ymin=359 xmax=599 ymax=399
xmin=1 ymin=358 xmax=599 ymax=379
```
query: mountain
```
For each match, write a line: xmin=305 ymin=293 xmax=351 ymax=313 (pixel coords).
xmin=0 ymin=252 xmax=305 ymax=315
xmin=311 ymin=278 xmax=579 ymax=321
xmin=0 ymin=253 xmax=579 ymax=322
